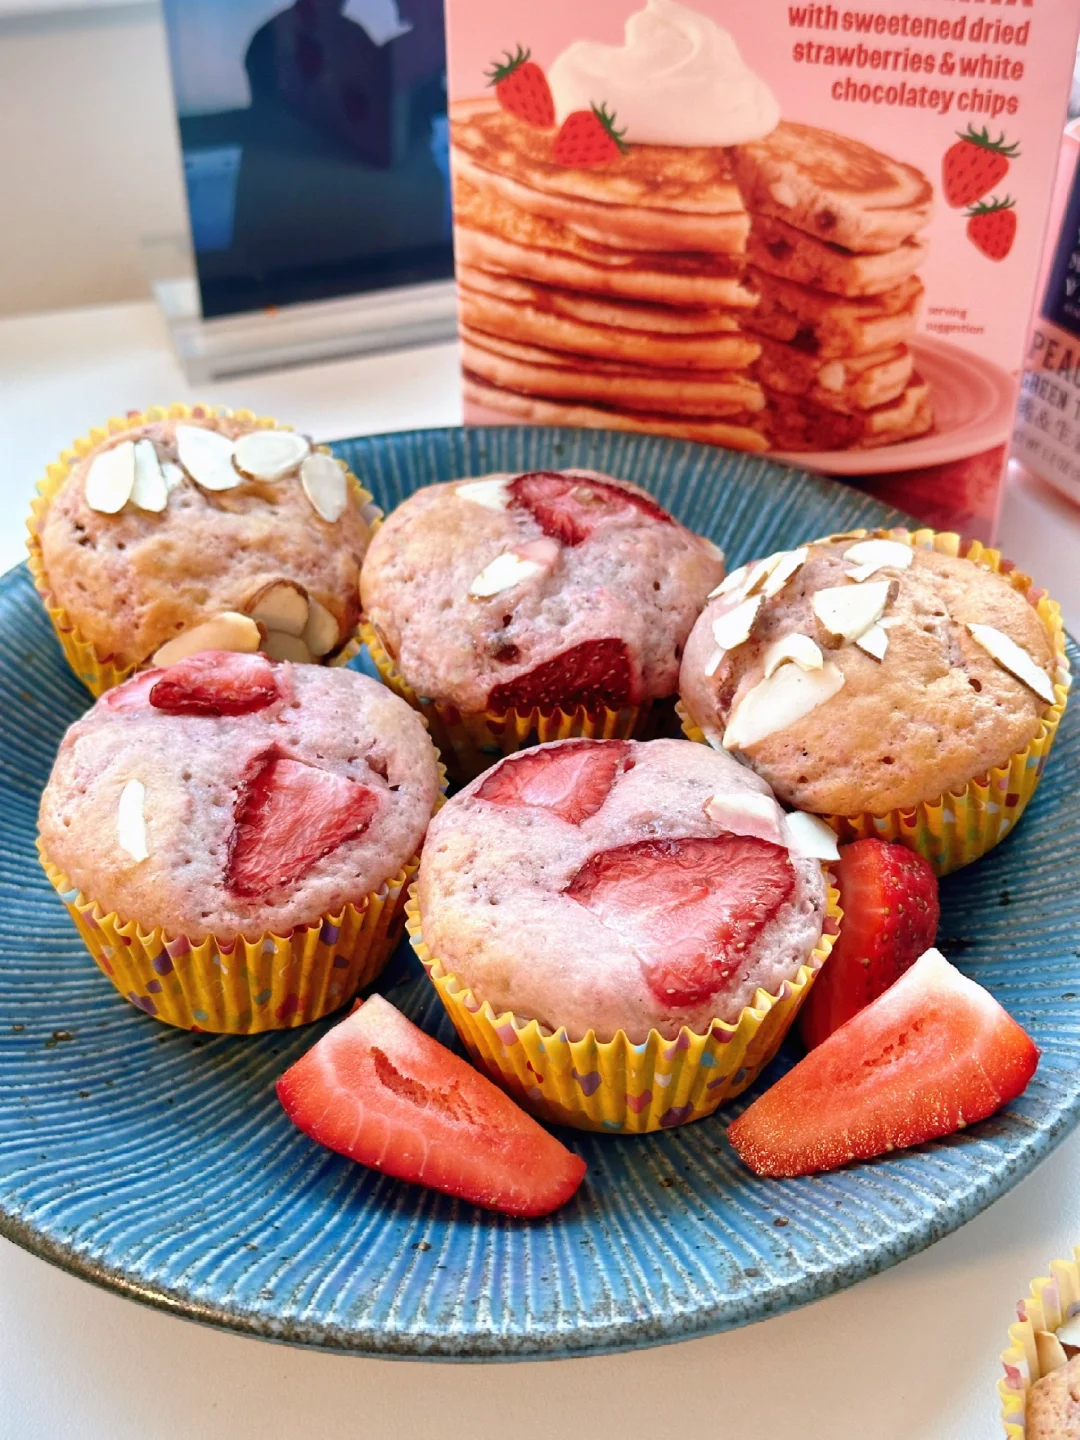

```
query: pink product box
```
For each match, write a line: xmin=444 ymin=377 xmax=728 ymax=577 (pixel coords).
xmin=444 ymin=0 xmax=1080 ymax=538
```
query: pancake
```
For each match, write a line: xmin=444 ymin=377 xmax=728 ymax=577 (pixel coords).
xmin=463 ymin=374 xmax=770 ymax=452
xmin=461 ymin=326 xmax=765 ymax=416
xmin=754 ymin=338 xmax=914 ymax=413
xmin=747 ymin=270 xmax=923 ymax=358
xmin=730 ymin=122 xmax=933 ymax=254
xmin=746 ymin=214 xmax=927 ymax=298
xmin=766 ymin=375 xmax=932 ymax=451
xmin=458 ymin=268 xmax=762 ymax=371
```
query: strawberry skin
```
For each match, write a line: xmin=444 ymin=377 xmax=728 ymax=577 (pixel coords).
xmin=476 ymin=739 xmax=631 ymax=825
xmin=966 ymin=196 xmax=1017 ymax=261
xmin=566 ymin=835 xmax=795 ymax=1006
xmin=729 ymin=947 xmax=1039 ymax=1177
xmin=277 ymin=994 xmax=586 ymax=1216
xmin=509 ymin=471 xmax=672 ymax=546
xmin=942 ymin=127 xmax=1019 ymax=208
xmin=487 ymin=637 xmax=634 ymax=714
xmin=149 ymin=650 xmax=280 ymax=717
xmin=553 ymin=103 xmax=628 ymax=169
xmin=799 ymin=838 xmax=939 ymax=1050
xmin=226 ymin=749 xmax=378 ymax=898
xmin=486 ymin=46 xmax=555 ymax=129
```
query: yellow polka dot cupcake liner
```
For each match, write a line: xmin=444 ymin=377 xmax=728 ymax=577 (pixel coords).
xmin=360 ymin=620 xmax=656 ymax=782
xmin=405 ymin=879 xmax=840 ymax=1133
xmin=999 ymin=1246 xmax=1080 ymax=1436
xmin=678 ymin=527 xmax=1071 ymax=877
xmin=26 ymin=402 xmax=378 ymax=699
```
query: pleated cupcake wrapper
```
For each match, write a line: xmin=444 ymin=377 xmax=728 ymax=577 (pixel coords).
xmin=405 ymin=880 xmax=841 ymax=1133
xmin=360 ymin=620 xmax=655 ymax=782
xmin=26 ymin=402 xmax=378 ymax=699
xmin=678 ymin=527 xmax=1072 ymax=877
xmin=999 ymin=1246 xmax=1080 ymax=1436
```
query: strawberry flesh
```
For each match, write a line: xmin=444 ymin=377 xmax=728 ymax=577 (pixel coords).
xmin=226 ymin=750 xmax=378 ymax=898
xmin=566 ymin=835 xmax=795 ymax=1006
xmin=104 ymin=669 xmax=163 ymax=712
xmin=487 ymin=638 xmax=633 ymax=714
xmin=150 ymin=650 xmax=280 ymax=717
xmin=476 ymin=739 xmax=631 ymax=824
xmin=729 ymin=947 xmax=1039 ymax=1177
xmin=799 ymin=838 xmax=939 ymax=1050
xmin=509 ymin=471 xmax=672 ymax=546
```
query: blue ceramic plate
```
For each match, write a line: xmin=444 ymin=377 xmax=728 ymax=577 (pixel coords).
xmin=2 ymin=426 xmax=1078 ymax=1360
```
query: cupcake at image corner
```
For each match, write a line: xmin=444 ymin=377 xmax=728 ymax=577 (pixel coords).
xmin=677 ymin=529 xmax=1071 ymax=875
xmin=359 ymin=468 xmax=724 ymax=778
xmin=36 ymin=653 xmax=441 ymax=1033
xmin=27 ymin=404 xmax=378 ymax=697
xmin=1000 ymin=1247 xmax=1080 ymax=1437
xmin=408 ymin=736 xmax=841 ymax=1132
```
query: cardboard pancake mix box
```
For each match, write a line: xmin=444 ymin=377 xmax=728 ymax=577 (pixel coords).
xmin=444 ymin=0 xmax=1080 ymax=538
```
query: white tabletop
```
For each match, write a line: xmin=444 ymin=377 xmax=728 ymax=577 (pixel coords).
xmin=2 ymin=299 xmax=1079 ymax=1440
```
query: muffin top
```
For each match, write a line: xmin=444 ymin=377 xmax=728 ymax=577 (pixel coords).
xmin=359 ymin=470 xmax=724 ymax=715
xmin=1026 ymin=1353 xmax=1080 ymax=1440
xmin=36 ymin=414 xmax=375 ymax=671
xmin=417 ymin=737 xmax=830 ymax=1042
xmin=679 ymin=535 xmax=1061 ymax=816
xmin=39 ymin=653 xmax=440 ymax=942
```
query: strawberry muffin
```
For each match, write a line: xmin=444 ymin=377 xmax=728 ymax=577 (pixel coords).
xmin=29 ymin=404 xmax=377 ymax=696
xmin=38 ymin=651 xmax=440 ymax=1032
xmin=359 ymin=469 xmax=725 ymax=778
xmin=409 ymin=736 xmax=840 ymax=1131
xmin=678 ymin=530 xmax=1070 ymax=873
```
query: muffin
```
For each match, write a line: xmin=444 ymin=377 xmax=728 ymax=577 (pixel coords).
xmin=1000 ymin=1247 xmax=1080 ymax=1438
xmin=38 ymin=651 xmax=441 ymax=1032
xmin=679 ymin=528 xmax=1070 ymax=874
xmin=359 ymin=468 xmax=724 ymax=778
xmin=408 ymin=736 xmax=840 ymax=1131
xmin=1027 ymin=1357 xmax=1080 ymax=1439
xmin=28 ymin=402 xmax=377 ymax=696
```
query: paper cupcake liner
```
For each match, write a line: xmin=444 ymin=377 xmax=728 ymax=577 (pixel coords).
xmin=26 ymin=402 xmax=378 ymax=699
xmin=360 ymin=620 xmax=656 ymax=782
xmin=677 ymin=527 xmax=1072 ymax=877
xmin=405 ymin=879 xmax=841 ymax=1133
xmin=999 ymin=1246 xmax=1080 ymax=1436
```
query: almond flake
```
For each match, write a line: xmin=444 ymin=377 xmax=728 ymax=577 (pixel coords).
xmin=302 ymin=599 xmax=340 ymax=657
xmin=856 ymin=623 xmax=889 ymax=661
xmin=709 ymin=563 xmax=749 ymax=600
xmin=247 ymin=580 xmax=309 ymax=638
xmin=176 ymin=425 xmax=241 ymax=492
xmin=455 ymin=477 xmax=511 ymax=510
xmin=161 ymin=461 xmax=185 ymax=492
xmin=300 ymin=452 xmax=348 ymax=522
xmin=85 ymin=441 xmax=136 ymax=514
xmin=743 ymin=552 xmax=786 ymax=598
xmin=705 ymin=790 xmax=786 ymax=846
xmin=704 ymin=648 xmax=724 ymax=678
xmin=262 ymin=631 xmax=313 ymax=663
xmin=711 ymin=594 xmax=764 ymax=652
xmin=723 ymin=661 xmax=844 ymax=750
xmin=469 ymin=548 xmax=550 ymax=598
xmin=967 ymin=623 xmax=1055 ymax=704
xmin=130 ymin=440 xmax=168 ymax=513
xmin=762 ymin=633 xmax=823 ymax=678
xmin=117 ymin=779 xmax=148 ymax=863
xmin=233 ymin=429 xmax=310 ymax=481
xmin=1055 ymin=1316 xmax=1080 ymax=1356
xmin=700 ymin=536 xmax=726 ymax=563
xmin=783 ymin=810 xmax=840 ymax=861
xmin=1035 ymin=1330 xmax=1069 ymax=1376
xmin=761 ymin=547 xmax=808 ymax=599
xmin=844 ymin=538 xmax=914 ymax=582
xmin=151 ymin=611 xmax=261 ymax=667
xmin=812 ymin=580 xmax=893 ymax=645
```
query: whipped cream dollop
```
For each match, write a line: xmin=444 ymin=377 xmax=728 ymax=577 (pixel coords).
xmin=547 ymin=0 xmax=780 ymax=147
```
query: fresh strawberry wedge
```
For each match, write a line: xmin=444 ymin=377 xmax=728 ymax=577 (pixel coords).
xmin=800 ymin=838 xmax=940 ymax=1049
xmin=729 ymin=947 xmax=1039 ymax=1177
xmin=508 ymin=471 xmax=672 ymax=546
xmin=566 ymin=835 xmax=795 ymax=1006
xmin=150 ymin=650 xmax=280 ymax=716
xmin=487 ymin=638 xmax=634 ymax=714
xmin=476 ymin=739 xmax=631 ymax=824
xmin=276 ymin=995 xmax=587 ymax=1216
xmin=226 ymin=750 xmax=378 ymax=898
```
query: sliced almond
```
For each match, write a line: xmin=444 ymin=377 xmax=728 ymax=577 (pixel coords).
xmin=117 ymin=778 xmax=148 ymax=863
xmin=247 ymin=580 xmax=310 ymax=637
xmin=161 ymin=461 xmax=185 ymax=492
xmin=176 ymin=425 xmax=241 ymax=492
xmin=967 ymin=623 xmax=1056 ymax=705
xmin=783 ymin=810 xmax=840 ymax=861
xmin=130 ymin=440 xmax=168 ymax=513
xmin=812 ymin=580 xmax=893 ymax=645
xmin=233 ymin=429 xmax=310 ymax=481
xmin=700 ymin=536 xmax=726 ymax=563
xmin=1055 ymin=1315 xmax=1080 ymax=1356
xmin=710 ymin=562 xmax=749 ymax=600
xmin=455 ymin=477 xmax=511 ymax=510
xmin=1035 ymin=1329 xmax=1069 ymax=1376
xmin=761 ymin=547 xmax=808 ymax=599
xmin=300 ymin=452 xmax=348 ymax=523
xmin=711 ymin=594 xmax=764 ymax=652
xmin=705 ymin=790 xmax=786 ymax=846
xmin=762 ymin=633 xmax=823 ymax=678
xmin=85 ymin=441 xmax=136 ymax=514
xmin=844 ymin=538 xmax=914 ymax=582
xmin=743 ymin=552 xmax=786 ymax=599
xmin=704 ymin=648 xmax=725 ymax=678
xmin=469 ymin=545 xmax=553 ymax=598
xmin=723 ymin=661 xmax=844 ymax=751
xmin=856 ymin=623 xmax=889 ymax=661
xmin=261 ymin=631 xmax=313 ymax=663
xmin=151 ymin=611 xmax=261 ymax=667
xmin=303 ymin=598 xmax=340 ymax=657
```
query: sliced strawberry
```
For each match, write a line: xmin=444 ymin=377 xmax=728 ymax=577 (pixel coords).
xmin=799 ymin=838 xmax=939 ymax=1050
xmin=508 ymin=471 xmax=672 ymax=546
xmin=487 ymin=638 xmax=634 ymax=714
xmin=226 ymin=750 xmax=378 ymax=898
xmin=150 ymin=650 xmax=280 ymax=717
xmin=729 ymin=947 xmax=1039 ymax=1177
xmin=276 ymin=995 xmax=586 ymax=1216
xmin=566 ymin=835 xmax=795 ymax=1006
xmin=476 ymin=739 xmax=631 ymax=824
